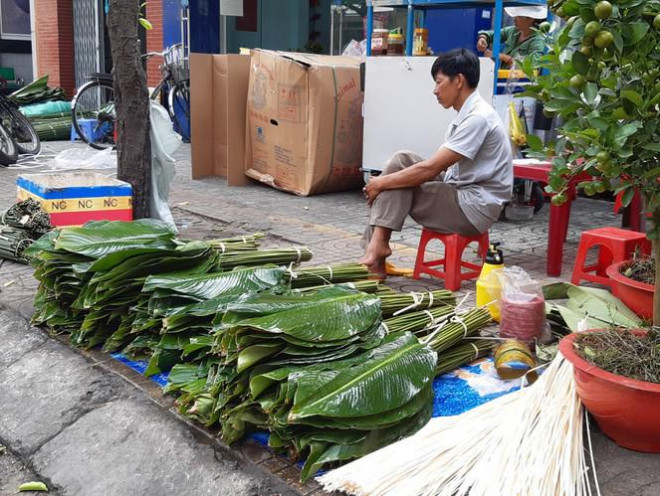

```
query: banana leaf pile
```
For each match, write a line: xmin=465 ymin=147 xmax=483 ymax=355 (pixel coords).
xmin=27 ymin=219 xmax=181 ymax=335
xmin=543 ymin=282 xmax=641 ymax=335
xmin=166 ymin=287 xmax=437 ymax=480
xmin=10 ymin=75 xmax=67 ymax=105
xmin=26 ymin=219 xmax=498 ymax=481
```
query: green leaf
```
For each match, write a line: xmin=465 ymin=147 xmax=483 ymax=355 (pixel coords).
xmin=550 ymin=86 xmax=579 ymax=100
xmin=571 ymin=51 xmax=590 ymax=76
xmin=299 ymin=402 xmax=432 ymax=482
xmin=621 ymin=22 xmax=650 ymax=46
xmin=644 ymin=167 xmax=660 ymax=178
xmin=526 ymin=134 xmax=543 ymax=151
xmin=18 ymin=482 xmax=48 ymax=492
xmin=612 ymin=29 xmax=624 ymax=53
xmin=613 ymin=122 xmax=641 ymax=148
xmin=143 ymin=266 xmax=286 ymax=300
xmin=139 ymin=18 xmax=153 ymax=30
xmin=622 ymin=187 xmax=635 ymax=207
xmin=54 ymin=220 xmax=177 ymax=259
xmin=288 ymin=333 xmax=436 ymax=420
xmin=565 ymin=285 xmax=641 ymax=327
xmin=621 ymin=89 xmax=643 ymax=107
xmin=569 ymin=17 xmax=586 ymax=38
xmin=562 ymin=1 xmax=581 ymax=17
xmin=642 ymin=143 xmax=660 ymax=152
xmin=583 ymin=82 xmax=598 ymax=104
xmin=618 ymin=147 xmax=633 ymax=158
xmin=231 ymin=292 xmax=381 ymax=344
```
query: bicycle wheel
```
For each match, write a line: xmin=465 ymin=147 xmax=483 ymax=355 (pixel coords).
xmin=168 ymin=80 xmax=190 ymax=141
xmin=4 ymin=105 xmax=41 ymax=155
xmin=72 ymin=80 xmax=116 ymax=150
xmin=0 ymin=122 xmax=18 ymax=166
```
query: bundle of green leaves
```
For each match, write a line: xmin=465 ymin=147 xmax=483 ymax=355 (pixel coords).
xmin=168 ymin=287 xmax=436 ymax=481
xmin=27 ymin=220 xmax=180 ymax=335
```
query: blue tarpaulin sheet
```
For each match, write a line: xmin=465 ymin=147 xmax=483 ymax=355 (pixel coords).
xmin=108 ymin=352 xmax=526 ymax=469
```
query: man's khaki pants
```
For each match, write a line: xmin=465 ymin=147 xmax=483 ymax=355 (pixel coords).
xmin=363 ymin=151 xmax=481 ymax=246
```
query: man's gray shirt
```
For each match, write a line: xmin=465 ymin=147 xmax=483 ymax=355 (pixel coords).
xmin=441 ymin=91 xmax=513 ymax=233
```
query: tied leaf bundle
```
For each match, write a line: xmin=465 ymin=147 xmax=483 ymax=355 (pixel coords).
xmin=0 ymin=198 xmax=52 ymax=237
xmin=288 ymin=263 xmax=371 ymax=288
xmin=420 ymin=307 xmax=492 ymax=355
xmin=378 ymin=290 xmax=455 ymax=316
xmin=0 ymin=199 xmax=53 ymax=264
xmin=383 ymin=306 xmax=494 ymax=378
xmin=27 ymin=219 xmax=183 ymax=336
xmin=0 ymin=225 xmax=34 ymax=263
xmin=435 ymin=340 xmax=496 ymax=377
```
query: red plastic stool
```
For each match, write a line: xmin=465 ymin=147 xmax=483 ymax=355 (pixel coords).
xmin=413 ymin=229 xmax=489 ymax=291
xmin=571 ymin=227 xmax=651 ymax=287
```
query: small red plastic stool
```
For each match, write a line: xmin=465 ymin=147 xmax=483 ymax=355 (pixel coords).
xmin=413 ymin=229 xmax=489 ymax=291
xmin=571 ymin=227 xmax=651 ymax=287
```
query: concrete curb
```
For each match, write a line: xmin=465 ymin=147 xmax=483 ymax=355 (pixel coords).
xmin=0 ymin=303 xmax=311 ymax=496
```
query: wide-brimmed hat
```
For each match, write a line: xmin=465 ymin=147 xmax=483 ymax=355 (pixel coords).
xmin=504 ymin=6 xmax=548 ymax=19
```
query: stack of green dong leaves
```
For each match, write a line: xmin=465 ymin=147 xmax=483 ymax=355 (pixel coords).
xmin=27 ymin=219 xmax=496 ymax=481
xmin=166 ymin=286 xmax=438 ymax=481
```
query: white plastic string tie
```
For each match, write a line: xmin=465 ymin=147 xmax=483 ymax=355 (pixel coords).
xmin=423 ymin=309 xmax=435 ymax=327
xmin=470 ymin=342 xmax=480 ymax=360
xmin=242 ymin=236 xmax=247 ymax=244
xmin=326 ymin=265 xmax=334 ymax=280
xmin=381 ymin=322 xmax=389 ymax=334
xmin=393 ymin=292 xmax=422 ymax=316
xmin=293 ymin=246 xmax=302 ymax=264
xmin=218 ymin=242 xmax=226 ymax=254
xmin=455 ymin=291 xmax=471 ymax=312
xmin=451 ymin=314 xmax=469 ymax=338
xmin=286 ymin=262 xmax=298 ymax=280
xmin=427 ymin=291 xmax=434 ymax=308
xmin=421 ymin=318 xmax=449 ymax=344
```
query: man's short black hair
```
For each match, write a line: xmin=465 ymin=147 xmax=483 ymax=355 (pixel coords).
xmin=431 ymin=48 xmax=480 ymax=89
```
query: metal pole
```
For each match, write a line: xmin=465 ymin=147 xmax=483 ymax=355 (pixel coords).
xmin=30 ymin=0 xmax=38 ymax=79
xmin=339 ymin=8 xmax=344 ymax=55
xmin=330 ymin=6 xmax=335 ymax=55
xmin=406 ymin=1 xmax=414 ymax=56
xmin=493 ymin=0 xmax=504 ymax=91
xmin=366 ymin=3 xmax=374 ymax=56
xmin=220 ymin=14 xmax=227 ymax=54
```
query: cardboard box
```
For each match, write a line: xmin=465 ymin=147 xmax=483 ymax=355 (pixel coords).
xmin=245 ymin=50 xmax=364 ymax=196
xmin=190 ymin=53 xmax=250 ymax=185
xmin=16 ymin=173 xmax=132 ymax=226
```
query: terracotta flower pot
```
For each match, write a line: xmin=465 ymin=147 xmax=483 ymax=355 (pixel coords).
xmin=559 ymin=330 xmax=660 ymax=453
xmin=606 ymin=260 xmax=653 ymax=320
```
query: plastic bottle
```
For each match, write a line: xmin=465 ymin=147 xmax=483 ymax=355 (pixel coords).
xmin=476 ymin=242 xmax=504 ymax=322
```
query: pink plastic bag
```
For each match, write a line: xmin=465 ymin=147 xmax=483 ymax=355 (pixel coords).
xmin=498 ymin=266 xmax=546 ymax=345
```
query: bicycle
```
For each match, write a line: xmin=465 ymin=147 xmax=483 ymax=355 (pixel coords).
xmin=71 ymin=43 xmax=190 ymax=150
xmin=0 ymin=76 xmax=41 ymax=166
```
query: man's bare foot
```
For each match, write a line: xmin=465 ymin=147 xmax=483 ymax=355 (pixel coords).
xmin=359 ymin=246 xmax=392 ymax=281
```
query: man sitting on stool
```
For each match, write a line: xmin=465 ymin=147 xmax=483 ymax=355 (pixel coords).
xmin=360 ymin=48 xmax=513 ymax=279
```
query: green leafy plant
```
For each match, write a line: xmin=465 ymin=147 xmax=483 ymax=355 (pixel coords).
xmin=520 ymin=0 xmax=660 ymax=325
xmin=139 ymin=2 xmax=153 ymax=30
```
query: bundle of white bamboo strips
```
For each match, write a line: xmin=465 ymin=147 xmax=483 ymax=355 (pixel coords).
xmin=318 ymin=354 xmax=598 ymax=496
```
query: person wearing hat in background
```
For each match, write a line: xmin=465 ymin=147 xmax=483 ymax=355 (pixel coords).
xmin=476 ymin=6 xmax=548 ymax=69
